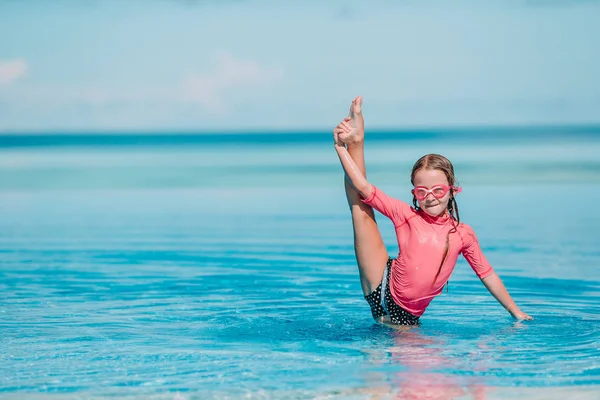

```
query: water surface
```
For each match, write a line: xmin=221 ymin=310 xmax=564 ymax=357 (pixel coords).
xmin=1 ymin=129 xmax=599 ymax=399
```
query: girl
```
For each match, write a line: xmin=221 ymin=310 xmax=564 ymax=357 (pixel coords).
xmin=333 ymin=96 xmax=532 ymax=326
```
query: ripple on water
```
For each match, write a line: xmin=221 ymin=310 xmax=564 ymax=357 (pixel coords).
xmin=2 ymin=177 xmax=600 ymax=397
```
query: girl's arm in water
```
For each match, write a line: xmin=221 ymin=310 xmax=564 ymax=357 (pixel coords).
xmin=334 ymin=142 xmax=373 ymax=199
xmin=462 ymin=226 xmax=532 ymax=321
xmin=481 ymin=273 xmax=533 ymax=320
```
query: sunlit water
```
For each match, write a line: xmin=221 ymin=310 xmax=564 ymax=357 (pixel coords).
xmin=1 ymin=130 xmax=599 ymax=399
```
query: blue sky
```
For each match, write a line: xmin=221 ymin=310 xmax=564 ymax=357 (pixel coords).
xmin=1 ymin=0 xmax=599 ymax=132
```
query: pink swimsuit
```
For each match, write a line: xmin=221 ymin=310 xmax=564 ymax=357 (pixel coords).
xmin=362 ymin=185 xmax=495 ymax=317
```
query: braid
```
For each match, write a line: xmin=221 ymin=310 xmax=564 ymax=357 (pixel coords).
xmin=434 ymin=194 xmax=461 ymax=293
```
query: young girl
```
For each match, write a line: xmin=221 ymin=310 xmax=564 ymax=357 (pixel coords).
xmin=334 ymin=96 xmax=532 ymax=326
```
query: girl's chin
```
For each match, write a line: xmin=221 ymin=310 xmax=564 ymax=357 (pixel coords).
xmin=422 ymin=206 xmax=445 ymax=216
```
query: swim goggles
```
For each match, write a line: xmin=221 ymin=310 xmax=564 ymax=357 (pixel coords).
xmin=411 ymin=185 xmax=462 ymax=201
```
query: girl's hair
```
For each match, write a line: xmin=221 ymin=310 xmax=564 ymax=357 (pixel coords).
xmin=410 ymin=154 xmax=460 ymax=289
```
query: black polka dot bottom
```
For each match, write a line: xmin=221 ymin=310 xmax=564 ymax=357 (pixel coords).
xmin=364 ymin=258 xmax=420 ymax=326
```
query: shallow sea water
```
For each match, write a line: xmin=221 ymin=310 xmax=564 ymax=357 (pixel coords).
xmin=1 ymin=130 xmax=599 ymax=399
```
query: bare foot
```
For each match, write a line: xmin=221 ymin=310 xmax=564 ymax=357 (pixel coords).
xmin=338 ymin=96 xmax=364 ymax=145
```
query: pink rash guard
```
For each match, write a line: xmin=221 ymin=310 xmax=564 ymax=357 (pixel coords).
xmin=362 ymin=185 xmax=495 ymax=317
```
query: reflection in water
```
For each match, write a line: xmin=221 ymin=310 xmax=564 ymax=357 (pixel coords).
xmin=356 ymin=327 xmax=489 ymax=400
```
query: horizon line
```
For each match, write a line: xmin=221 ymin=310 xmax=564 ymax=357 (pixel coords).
xmin=1 ymin=121 xmax=600 ymax=136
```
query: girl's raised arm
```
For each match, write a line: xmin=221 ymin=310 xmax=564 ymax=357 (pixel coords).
xmin=333 ymin=139 xmax=373 ymax=200
xmin=333 ymin=118 xmax=411 ymax=224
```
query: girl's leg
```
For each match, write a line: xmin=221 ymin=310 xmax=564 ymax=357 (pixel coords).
xmin=344 ymin=139 xmax=389 ymax=296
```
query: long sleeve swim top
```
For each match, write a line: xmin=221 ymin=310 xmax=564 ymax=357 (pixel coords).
xmin=362 ymin=185 xmax=495 ymax=317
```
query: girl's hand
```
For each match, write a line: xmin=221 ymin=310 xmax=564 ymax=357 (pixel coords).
xmin=333 ymin=120 xmax=350 ymax=147
xmin=339 ymin=96 xmax=365 ymax=145
xmin=333 ymin=96 xmax=365 ymax=147
xmin=511 ymin=309 xmax=533 ymax=321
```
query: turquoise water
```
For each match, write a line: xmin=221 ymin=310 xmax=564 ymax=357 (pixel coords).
xmin=1 ymin=129 xmax=599 ymax=399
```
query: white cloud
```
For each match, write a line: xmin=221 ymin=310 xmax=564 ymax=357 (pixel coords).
xmin=0 ymin=53 xmax=285 ymax=130
xmin=2 ymin=53 xmax=282 ymax=115
xmin=0 ymin=59 xmax=28 ymax=86
xmin=181 ymin=53 xmax=284 ymax=113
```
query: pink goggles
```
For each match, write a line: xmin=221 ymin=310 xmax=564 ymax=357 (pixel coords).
xmin=411 ymin=185 xmax=462 ymax=201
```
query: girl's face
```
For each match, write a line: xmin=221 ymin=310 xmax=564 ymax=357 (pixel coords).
xmin=412 ymin=168 xmax=451 ymax=217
